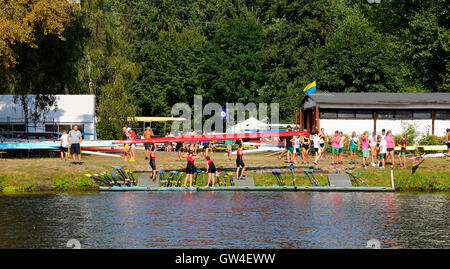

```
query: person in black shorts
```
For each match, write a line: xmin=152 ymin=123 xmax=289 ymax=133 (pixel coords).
xmin=205 ymin=155 xmax=217 ymax=187
xmin=236 ymin=139 xmax=246 ymax=179
xmin=176 ymin=141 xmax=183 ymax=160
xmin=183 ymin=150 xmax=200 ymax=187
xmin=149 ymin=144 xmax=157 ymax=181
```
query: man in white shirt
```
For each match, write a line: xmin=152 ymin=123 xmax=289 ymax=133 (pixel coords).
xmin=60 ymin=130 xmax=70 ymax=161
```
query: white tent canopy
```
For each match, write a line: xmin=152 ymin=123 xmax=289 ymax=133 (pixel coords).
xmin=229 ymin=117 xmax=269 ymax=133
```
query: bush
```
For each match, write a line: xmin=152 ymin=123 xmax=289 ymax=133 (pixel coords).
xmin=418 ymin=135 xmax=446 ymax=146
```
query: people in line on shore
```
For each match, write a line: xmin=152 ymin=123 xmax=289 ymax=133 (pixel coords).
xmin=205 ymin=155 xmax=217 ymax=187
xmin=369 ymin=131 xmax=378 ymax=166
xmin=361 ymin=131 xmax=369 ymax=169
xmin=60 ymin=129 xmax=69 ymax=161
xmin=378 ymin=135 xmax=387 ymax=169
xmin=225 ymin=129 xmax=233 ymax=161
xmin=301 ymin=130 xmax=310 ymax=164
xmin=69 ymin=125 xmax=82 ymax=165
xmin=397 ymin=134 xmax=407 ymax=169
xmin=348 ymin=131 xmax=359 ymax=165
xmin=284 ymin=126 xmax=294 ymax=163
xmin=338 ymin=131 xmax=346 ymax=165
xmin=385 ymin=130 xmax=395 ymax=168
xmin=312 ymin=133 xmax=320 ymax=164
xmin=331 ymin=131 xmax=341 ymax=166
xmin=293 ymin=135 xmax=300 ymax=164
xmin=319 ymin=128 xmax=326 ymax=161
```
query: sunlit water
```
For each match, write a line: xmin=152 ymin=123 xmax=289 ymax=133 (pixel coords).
xmin=0 ymin=191 xmax=448 ymax=249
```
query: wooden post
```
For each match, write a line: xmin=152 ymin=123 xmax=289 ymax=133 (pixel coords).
xmin=431 ymin=110 xmax=435 ymax=135
xmin=315 ymin=106 xmax=320 ymax=132
xmin=295 ymin=110 xmax=298 ymax=131
xmin=373 ymin=111 xmax=377 ymax=133
xmin=300 ymin=109 xmax=304 ymax=131
xmin=390 ymin=170 xmax=395 ymax=189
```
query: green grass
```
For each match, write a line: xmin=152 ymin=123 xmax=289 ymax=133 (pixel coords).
xmin=0 ymin=151 xmax=448 ymax=193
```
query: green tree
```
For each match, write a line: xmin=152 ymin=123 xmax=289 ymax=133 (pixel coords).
xmin=77 ymin=0 xmax=138 ymax=139
xmin=314 ymin=9 xmax=403 ymax=93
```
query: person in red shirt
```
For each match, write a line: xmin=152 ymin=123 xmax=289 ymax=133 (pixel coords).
xmin=183 ymin=150 xmax=200 ymax=187
xmin=236 ymin=139 xmax=246 ymax=179
xmin=205 ymin=155 xmax=217 ymax=187
xmin=127 ymin=127 xmax=136 ymax=162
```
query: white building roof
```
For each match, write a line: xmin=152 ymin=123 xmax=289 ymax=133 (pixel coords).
xmin=0 ymin=95 xmax=95 ymax=123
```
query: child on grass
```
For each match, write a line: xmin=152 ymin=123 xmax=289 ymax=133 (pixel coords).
xmin=397 ymin=134 xmax=407 ymax=169
xmin=378 ymin=135 xmax=387 ymax=169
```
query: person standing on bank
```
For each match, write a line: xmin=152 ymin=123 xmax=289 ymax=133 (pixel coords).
xmin=236 ymin=139 xmax=246 ymax=179
xmin=69 ymin=125 xmax=82 ymax=165
xmin=143 ymin=127 xmax=154 ymax=160
xmin=60 ymin=129 xmax=70 ymax=161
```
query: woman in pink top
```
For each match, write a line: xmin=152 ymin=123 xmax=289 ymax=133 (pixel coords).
xmin=361 ymin=131 xmax=369 ymax=169
xmin=331 ymin=131 xmax=341 ymax=166
xmin=385 ymin=130 xmax=395 ymax=168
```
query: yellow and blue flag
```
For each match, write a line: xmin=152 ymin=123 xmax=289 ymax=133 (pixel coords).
xmin=303 ymin=81 xmax=316 ymax=95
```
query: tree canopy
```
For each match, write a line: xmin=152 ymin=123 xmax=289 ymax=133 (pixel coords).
xmin=0 ymin=0 xmax=448 ymax=138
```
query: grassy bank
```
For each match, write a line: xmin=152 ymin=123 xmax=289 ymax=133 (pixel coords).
xmin=0 ymin=151 xmax=449 ymax=193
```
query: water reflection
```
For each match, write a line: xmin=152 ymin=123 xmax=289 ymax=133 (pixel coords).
xmin=0 ymin=192 xmax=448 ymax=249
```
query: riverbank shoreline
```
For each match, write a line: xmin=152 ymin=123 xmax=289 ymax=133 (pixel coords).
xmin=1 ymin=151 xmax=449 ymax=193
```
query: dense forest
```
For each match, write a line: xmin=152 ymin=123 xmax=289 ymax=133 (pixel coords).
xmin=0 ymin=0 xmax=448 ymax=138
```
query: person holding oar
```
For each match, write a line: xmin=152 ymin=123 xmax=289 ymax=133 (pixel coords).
xmin=183 ymin=150 xmax=200 ymax=187
xmin=236 ymin=139 xmax=246 ymax=179
xmin=149 ymin=144 xmax=158 ymax=181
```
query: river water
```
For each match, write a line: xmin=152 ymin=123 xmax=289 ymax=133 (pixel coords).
xmin=0 ymin=191 xmax=448 ymax=249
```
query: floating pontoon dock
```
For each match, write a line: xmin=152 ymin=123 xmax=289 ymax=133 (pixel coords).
xmin=99 ymin=186 xmax=395 ymax=192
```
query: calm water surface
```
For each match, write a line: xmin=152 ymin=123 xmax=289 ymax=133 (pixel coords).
xmin=0 ymin=191 xmax=448 ymax=249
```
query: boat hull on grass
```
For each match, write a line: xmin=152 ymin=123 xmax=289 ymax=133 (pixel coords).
xmin=99 ymin=186 xmax=394 ymax=192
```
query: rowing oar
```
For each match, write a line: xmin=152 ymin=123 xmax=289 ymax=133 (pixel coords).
xmin=345 ymin=171 xmax=369 ymax=186
xmin=85 ymin=174 xmax=111 ymax=186
xmin=289 ymin=163 xmax=296 ymax=186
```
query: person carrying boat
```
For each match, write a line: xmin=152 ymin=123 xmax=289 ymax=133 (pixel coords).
xmin=225 ymin=128 xmax=233 ymax=161
xmin=236 ymin=139 xmax=246 ymax=179
xmin=183 ymin=150 xmax=200 ymax=187
xmin=301 ymin=130 xmax=311 ymax=164
xmin=127 ymin=127 xmax=136 ymax=162
xmin=149 ymin=144 xmax=157 ymax=181
xmin=143 ymin=127 xmax=154 ymax=160
xmin=205 ymin=155 xmax=217 ymax=187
